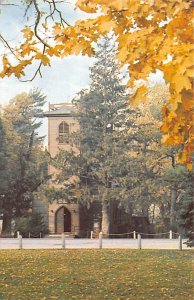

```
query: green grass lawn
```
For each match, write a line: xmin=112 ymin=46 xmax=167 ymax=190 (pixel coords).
xmin=0 ymin=249 xmax=193 ymax=300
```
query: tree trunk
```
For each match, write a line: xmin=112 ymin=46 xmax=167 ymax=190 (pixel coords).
xmin=170 ymin=186 xmax=177 ymax=230
xmin=101 ymin=200 xmax=110 ymax=237
xmin=151 ymin=204 xmax=156 ymax=225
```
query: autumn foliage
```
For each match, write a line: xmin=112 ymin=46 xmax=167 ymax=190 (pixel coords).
xmin=0 ymin=0 xmax=193 ymax=167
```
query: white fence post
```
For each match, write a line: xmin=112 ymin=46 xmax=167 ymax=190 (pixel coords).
xmin=18 ymin=235 xmax=22 ymax=249
xmin=62 ymin=233 xmax=66 ymax=249
xmin=169 ymin=230 xmax=173 ymax=239
xmin=17 ymin=231 xmax=20 ymax=238
xmin=133 ymin=231 xmax=136 ymax=240
xmin=138 ymin=234 xmax=141 ymax=250
xmin=29 ymin=232 xmax=31 ymax=238
xmin=91 ymin=231 xmax=93 ymax=239
xmin=178 ymin=235 xmax=182 ymax=251
xmin=99 ymin=232 xmax=103 ymax=249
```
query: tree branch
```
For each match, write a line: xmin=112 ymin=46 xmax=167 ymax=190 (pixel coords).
xmin=0 ymin=3 xmax=19 ymax=6
xmin=44 ymin=0 xmax=71 ymax=27
xmin=0 ymin=33 xmax=19 ymax=58
xmin=32 ymin=0 xmax=50 ymax=48
xmin=19 ymin=45 xmax=46 ymax=82
xmin=23 ymin=0 xmax=33 ymax=18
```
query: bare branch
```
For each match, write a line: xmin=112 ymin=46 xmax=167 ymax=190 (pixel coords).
xmin=23 ymin=0 xmax=33 ymax=18
xmin=44 ymin=0 xmax=71 ymax=27
xmin=51 ymin=0 xmax=71 ymax=27
xmin=0 ymin=3 xmax=19 ymax=6
xmin=0 ymin=33 xmax=19 ymax=58
xmin=32 ymin=0 xmax=50 ymax=48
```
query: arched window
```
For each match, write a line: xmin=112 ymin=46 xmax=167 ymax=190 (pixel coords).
xmin=58 ymin=121 xmax=69 ymax=144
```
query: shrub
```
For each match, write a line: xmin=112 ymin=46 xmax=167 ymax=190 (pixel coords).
xmin=14 ymin=213 xmax=48 ymax=238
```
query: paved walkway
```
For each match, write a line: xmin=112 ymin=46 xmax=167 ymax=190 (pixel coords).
xmin=0 ymin=238 xmax=191 ymax=250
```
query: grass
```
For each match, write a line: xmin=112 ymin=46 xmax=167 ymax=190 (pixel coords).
xmin=0 ymin=249 xmax=193 ymax=300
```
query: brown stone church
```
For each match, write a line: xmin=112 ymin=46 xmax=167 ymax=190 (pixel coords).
xmin=33 ymin=103 xmax=149 ymax=237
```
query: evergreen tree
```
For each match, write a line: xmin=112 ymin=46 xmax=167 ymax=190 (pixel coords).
xmin=0 ymin=89 xmax=49 ymax=234
xmin=0 ymin=117 xmax=8 ymax=218
xmin=178 ymin=170 xmax=194 ymax=240
xmin=164 ymin=164 xmax=194 ymax=235
xmin=53 ymin=37 xmax=136 ymax=235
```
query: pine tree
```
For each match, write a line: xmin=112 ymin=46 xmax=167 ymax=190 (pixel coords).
xmin=54 ymin=37 xmax=136 ymax=235
xmin=1 ymin=89 xmax=49 ymax=234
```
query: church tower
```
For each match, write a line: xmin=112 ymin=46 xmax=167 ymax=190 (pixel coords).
xmin=44 ymin=103 xmax=80 ymax=235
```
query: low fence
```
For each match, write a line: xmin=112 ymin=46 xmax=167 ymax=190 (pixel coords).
xmin=91 ymin=230 xmax=179 ymax=240
xmin=14 ymin=230 xmax=179 ymax=240
xmin=0 ymin=231 xmax=189 ymax=250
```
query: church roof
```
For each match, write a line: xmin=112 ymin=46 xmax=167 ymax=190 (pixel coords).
xmin=44 ymin=103 xmax=75 ymax=117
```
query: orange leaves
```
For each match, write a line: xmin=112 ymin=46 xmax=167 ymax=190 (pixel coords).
xmin=117 ymin=45 xmax=128 ymax=65
xmin=179 ymin=141 xmax=194 ymax=170
xmin=110 ymin=0 xmax=129 ymax=11
xmin=0 ymin=55 xmax=32 ymax=78
xmin=34 ymin=53 xmax=50 ymax=66
xmin=0 ymin=0 xmax=193 ymax=166
xmin=0 ymin=55 xmax=12 ymax=78
xmin=181 ymin=90 xmax=194 ymax=112
xmin=98 ymin=16 xmax=116 ymax=34
xmin=21 ymin=27 xmax=34 ymax=40
xmin=172 ymin=75 xmax=191 ymax=94
xmin=130 ymin=85 xmax=148 ymax=107
xmin=76 ymin=0 xmax=98 ymax=13
xmin=46 ymin=46 xmax=62 ymax=57
xmin=161 ymin=90 xmax=194 ymax=168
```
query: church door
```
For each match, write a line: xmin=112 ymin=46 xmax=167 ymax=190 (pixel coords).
xmin=55 ymin=207 xmax=71 ymax=233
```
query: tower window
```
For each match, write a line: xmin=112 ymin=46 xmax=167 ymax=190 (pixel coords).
xmin=58 ymin=121 xmax=69 ymax=144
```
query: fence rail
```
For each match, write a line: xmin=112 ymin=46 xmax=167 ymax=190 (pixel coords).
xmin=0 ymin=232 xmax=191 ymax=250
xmin=1 ymin=230 xmax=186 ymax=240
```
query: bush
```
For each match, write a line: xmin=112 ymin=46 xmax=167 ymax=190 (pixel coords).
xmin=14 ymin=213 xmax=48 ymax=238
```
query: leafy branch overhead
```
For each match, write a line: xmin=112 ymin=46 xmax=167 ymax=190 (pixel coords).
xmin=0 ymin=0 xmax=193 ymax=167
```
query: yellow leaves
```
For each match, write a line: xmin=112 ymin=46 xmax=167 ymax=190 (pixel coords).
xmin=178 ymin=142 xmax=194 ymax=170
xmin=46 ymin=46 xmax=63 ymax=57
xmin=76 ymin=0 xmax=98 ymax=13
xmin=0 ymin=55 xmax=32 ymax=78
xmin=161 ymin=133 xmax=184 ymax=147
xmin=166 ymin=15 xmax=187 ymax=38
xmin=35 ymin=53 xmax=50 ymax=66
xmin=161 ymin=89 xmax=194 ymax=167
xmin=130 ymin=85 xmax=147 ymax=107
xmin=0 ymin=55 xmax=10 ymax=78
xmin=117 ymin=45 xmax=129 ymax=65
xmin=110 ymin=0 xmax=129 ymax=11
xmin=53 ymin=23 xmax=63 ymax=37
xmin=181 ymin=90 xmax=194 ymax=112
xmin=0 ymin=0 xmax=193 ymax=166
xmin=71 ymin=42 xmax=87 ymax=55
xmin=20 ymin=42 xmax=38 ymax=57
xmin=172 ymin=74 xmax=192 ymax=94
xmin=21 ymin=27 xmax=34 ymax=40
xmin=166 ymin=10 xmax=194 ymax=43
xmin=98 ymin=16 xmax=116 ymax=34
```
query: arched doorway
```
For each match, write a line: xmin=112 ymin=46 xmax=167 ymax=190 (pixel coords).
xmin=55 ymin=206 xmax=71 ymax=233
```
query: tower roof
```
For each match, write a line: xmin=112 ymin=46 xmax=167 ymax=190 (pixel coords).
xmin=44 ymin=103 xmax=75 ymax=117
